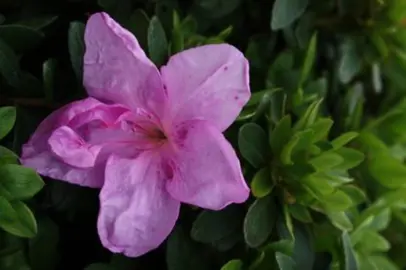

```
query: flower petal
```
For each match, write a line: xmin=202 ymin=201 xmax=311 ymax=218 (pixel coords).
xmin=161 ymin=44 xmax=250 ymax=131
xmin=84 ymin=12 xmax=166 ymax=115
xmin=48 ymin=126 xmax=101 ymax=168
xmin=166 ymin=120 xmax=249 ymax=210
xmin=98 ymin=152 xmax=180 ymax=257
xmin=21 ymin=98 xmax=134 ymax=188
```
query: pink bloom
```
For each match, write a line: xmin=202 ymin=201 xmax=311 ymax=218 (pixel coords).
xmin=21 ymin=12 xmax=250 ymax=257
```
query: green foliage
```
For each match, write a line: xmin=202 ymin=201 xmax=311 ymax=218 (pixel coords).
xmin=1 ymin=0 xmax=406 ymax=269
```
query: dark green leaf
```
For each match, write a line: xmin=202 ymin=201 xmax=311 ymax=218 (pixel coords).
xmin=0 ymin=199 xmax=37 ymax=238
xmin=42 ymin=58 xmax=57 ymax=103
xmin=195 ymin=0 xmax=242 ymax=18
xmin=299 ymin=32 xmax=317 ymax=86
xmin=85 ymin=263 xmax=113 ymax=270
xmin=0 ymin=146 xmax=18 ymax=165
xmin=191 ymin=205 xmax=243 ymax=250
xmin=289 ymin=204 xmax=312 ymax=223
xmin=0 ymin=106 xmax=16 ymax=140
xmin=126 ymin=9 xmax=150 ymax=50
xmin=271 ymin=0 xmax=309 ymax=30
xmin=244 ymin=196 xmax=276 ymax=247
xmin=0 ymin=25 xmax=44 ymax=53
xmin=238 ymin=123 xmax=268 ymax=168
xmin=0 ymin=164 xmax=44 ymax=200
xmin=148 ymin=16 xmax=168 ymax=66
xmin=68 ymin=22 xmax=85 ymax=84
xmin=338 ymin=38 xmax=362 ymax=84
xmin=0 ymin=38 xmax=21 ymax=88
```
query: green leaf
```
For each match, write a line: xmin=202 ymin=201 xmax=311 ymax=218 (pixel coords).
xmin=338 ymin=38 xmax=362 ymax=84
xmin=0 ymin=106 xmax=16 ymax=140
xmin=68 ymin=22 xmax=85 ymax=84
xmin=275 ymin=252 xmax=296 ymax=270
xmin=323 ymin=190 xmax=353 ymax=211
xmin=42 ymin=58 xmax=57 ymax=103
xmin=167 ymin=225 xmax=211 ymax=270
xmin=0 ymin=25 xmax=44 ymax=53
xmin=251 ymin=167 xmax=273 ymax=198
xmin=238 ymin=123 xmax=268 ymax=168
xmin=0 ymin=38 xmax=21 ymax=89
xmin=244 ymin=196 xmax=276 ymax=247
xmin=289 ymin=204 xmax=312 ymax=223
xmin=271 ymin=0 xmax=309 ymax=30
xmin=369 ymin=154 xmax=406 ymax=188
xmin=171 ymin=11 xmax=184 ymax=54
xmin=327 ymin=212 xmax=353 ymax=231
xmin=266 ymin=239 xmax=294 ymax=256
xmin=220 ymin=259 xmax=243 ymax=270
xmin=281 ymin=130 xmax=315 ymax=165
xmin=309 ymin=152 xmax=343 ymax=171
xmin=148 ymin=16 xmax=168 ymax=66
xmin=341 ymin=231 xmax=358 ymax=270
xmin=0 ymin=146 xmax=18 ymax=165
xmin=302 ymin=175 xmax=335 ymax=198
xmin=331 ymin=132 xmax=358 ymax=149
xmin=294 ymin=99 xmax=323 ymax=131
xmin=299 ymin=32 xmax=317 ymax=87
xmin=270 ymin=115 xmax=292 ymax=155
xmin=309 ymin=118 xmax=333 ymax=143
xmin=191 ymin=205 xmax=243 ymax=250
xmin=334 ymin=148 xmax=364 ymax=170
xmin=29 ymin=217 xmax=59 ymax=270
xmin=356 ymin=230 xmax=390 ymax=252
xmin=126 ymin=9 xmax=150 ymax=50
xmin=0 ymin=164 xmax=44 ymax=200
xmin=340 ymin=185 xmax=366 ymax=205
xmin=0 ymin=199 xmax=37 ymax=238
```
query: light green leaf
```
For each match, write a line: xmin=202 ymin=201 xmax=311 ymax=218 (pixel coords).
xmin=289 ymin=204 xmax=312 ymax=223
xmin=68 ymin=22 xmax=85 ymax=83
xmin=308 ymin=118 xmax=333 ymax=143
xmin=148 ymin=16 xmax=168 ymax=66
xmin=220 ymin=259 xmax=243 ymax=270
xmin=251 ymin=167 xmax=273 ymax=198
xmin=270 ymin=115 xmax=292 ymax=155
xmin=327 ymin=211 xmax=353 ymax=231
xmin=309 ymin=152 xmax=343 ymax=171
xmin=342 ymin=231 xmax=358 ymax=270
xmin=244 ymin=196 xmax=276 ymax=247
xmin=238 ymin=123 xmax=268 ymax=168
xmin=331 ymin=132 xmax=358 ymax=149
xmin=334 ymin=148 xmax=364 ymax=170
xmin=0 ymin=164 xmax=44 ymax=200
xmin=294 ymin=99 xmax=323 ymax=131
xmin=369 ymin=154 xmax=406 ymax=188
xmin=0 ymin=106 xmax=16 ymax=140
xmin=356 ymin=230 xmax=390 ymax=252
xmin=323 ymin=190 xmax=353 ymax=211
xmin=299 ymin=33 xmax=317 ymax=87
xmin=340 ymin=185 xmax=366 ymax=205
xmin=275 ymin=252 xmax=296 ymax=270
xmin=271 ymin=0 xmax=309 ymax=30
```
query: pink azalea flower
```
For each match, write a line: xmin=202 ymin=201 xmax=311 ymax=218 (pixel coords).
xmin=21 ymin=12 xmax=250 ymax=257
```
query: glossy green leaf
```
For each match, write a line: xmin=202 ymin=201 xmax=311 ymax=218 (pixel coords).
xmin=270 ymin=115 xmax=292 ymax=155
xmin=0 ymin=164 xmax=44 ymax=200
xmin=331 ymin=132 xmax=358 ymax=149
xmin=0 ymin=106 xmax=16 ymax=140
xmin=335 ymin=147 xmax=364 ymax=170
xmin=68 ymin=22 xmax=85 ymax=83
xmin=0 ymin=146 xmax=18 ymax=165
xmin=148 ymin=16 xmax=168 ymax=66
xmin=356 ymin=230 xmax=390 ymax=252
xmin=309 ymin=118 xmax=333 ymax=143
xmin=244 ymin=196 xmax=276 ymax=247
xmin=251 ymin=167 xmax=273 ymax=198
xmin=0 ymin=199 xmax=37 ymax=238
xmin=220 ymin=259 xmax=243 ymax=270
xmin=327 ymin=211 xmax=353 ymax=231
xmin=323 ymin=190 xmax=353 ymax=211
xmin=299 ymin=33 xmax=317 ymax=86
xmin=275 ymin=252 xmax=296 ymax=270
xmin=271 ymin=0 xmax=309 ymax=30
xmin=238 ymin=123 xmax=268 ymax=168
xmin=288 ymin=204 xmax=312 ymax=223
xmin=309 ymin=152 xmax=343 ymax=171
